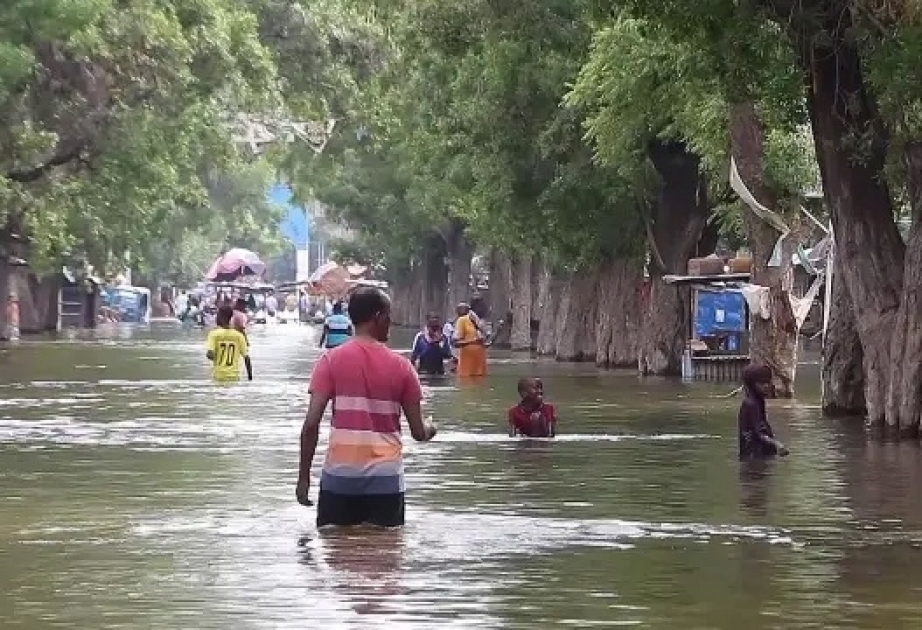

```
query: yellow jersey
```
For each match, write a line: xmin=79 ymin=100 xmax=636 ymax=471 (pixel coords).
xmin=206 ymin=327 xmax=249 ymax=382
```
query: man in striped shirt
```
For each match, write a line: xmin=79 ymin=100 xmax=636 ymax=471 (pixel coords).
xmin=296 ymin=287 xmax=438 ymax=528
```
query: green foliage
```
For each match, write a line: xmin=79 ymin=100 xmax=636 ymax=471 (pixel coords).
xmin=0 ymin=0 xmax=282 ymax=277
xmin=285 ymin=0 xmax=653 ymax=274
xmin=137 ymin=159 xmax=289 ymax=285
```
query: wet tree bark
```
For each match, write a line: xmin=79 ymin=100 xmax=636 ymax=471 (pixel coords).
xmin=884 ymin=143 xmax=922 ymax=434
xmin=389 ymin=263 xmax=424 ymax=327
xmin=534 ymin=267 xmax=559 ymax=355
xmin=639 ymin=140 xmax=711 ymax=376
xmin=444 ymin=218 xmax=472 ymax=317
xmin=822 ymin=248 xmax=867 ymax=416
xmin=729 ymin=101 xmax=798 ymax=397
xmin=422 ymin=232 xmax=448 ymax=323
xmin=16 ymin=273 xmax=61 ymax=333
xmin=510 ymin=252 xmax=533 ymax=351
xmin=553 ymin=270 xmax=599 ymax=362
xmin=488 ymin=249 xmax=512 ymax=348
xmin=802 ymin=21 xmax=906 ymax=430
xmin=0 ymin=258 xmax=9 ymax=340
xmin=596 ymin=258 xmax=642 ymax=367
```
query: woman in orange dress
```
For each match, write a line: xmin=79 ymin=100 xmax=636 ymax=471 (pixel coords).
xmin=453 ymin=303 xmax=487 ymax=377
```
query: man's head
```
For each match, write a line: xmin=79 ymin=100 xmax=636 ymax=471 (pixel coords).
xmin=332 ymin=301 xmax=344 ymax=315
xmin=348 ymin=287 xmax=392 ymax=342
xmin=517 ymin=377 xmax=544 ymax=404
xmin=456 ymin=302 xmax=470 ymax=316
xmin=216 ymin=305 xmax=234 ymax=328
xmin=234 ymin=298 xmax=247 ymax=312
xmin=426 ymin=312 xmax=441 ymax=332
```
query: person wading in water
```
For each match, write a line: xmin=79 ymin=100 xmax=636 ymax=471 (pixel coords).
xmin=738 ymin=364 xmax=789 ymax=460
xmin=318 ymin=301 xmax=353 ymax=349
xmin=452 ymin=302 xmax=488 ymax=378
xmin=410 ymin=313 xmax=453 ymax=376
xmin=296 ymin=287 xmax=438 ymax=528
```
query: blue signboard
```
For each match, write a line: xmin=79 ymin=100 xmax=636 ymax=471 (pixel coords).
xmin=270 ymin=183 xmax=311 ymax=249
xmin=695 ymin=289 xmax=746 ymax=338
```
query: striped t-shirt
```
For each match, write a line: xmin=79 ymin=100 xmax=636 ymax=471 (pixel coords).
xmin=308 ymin=337 xmax=423 ymax=495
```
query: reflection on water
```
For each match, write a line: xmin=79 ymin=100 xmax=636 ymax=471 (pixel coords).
xmin=1 ymin=322 xmax=921 ymax=628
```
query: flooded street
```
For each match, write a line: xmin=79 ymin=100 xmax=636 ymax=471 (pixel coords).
xmin=2 ymin=323 xmax=922 ymax=629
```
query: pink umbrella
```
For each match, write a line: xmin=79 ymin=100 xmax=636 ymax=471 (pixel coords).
xmin=205 ymin=248 xmax=267 ymax=282
xmin=308 ymin=261 xmax=350 ymax=296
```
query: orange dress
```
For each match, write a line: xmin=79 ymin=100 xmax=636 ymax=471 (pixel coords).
xmin=455 ymin=315 xmax=487 ymax=377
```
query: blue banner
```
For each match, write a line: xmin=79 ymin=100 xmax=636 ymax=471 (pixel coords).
xmin=270 ymin=184 xmax=310 ymax=249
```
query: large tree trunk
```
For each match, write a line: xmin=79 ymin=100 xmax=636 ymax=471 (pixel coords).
xmin=444 ymin=219 xmax=472 ymax=316
xmin=534 ymin=266 xmax=559 ymax=355
xmin=510 ymin=253 xmax=533 ymax=350
xmin=884 ymin=143 xmax=922 ymax=435
xmin=803 ymin=21 xmax=906 ymax=430
xmin=553 ymin=270 xmax=599 ymax=362
xmin=639 ymin=140 xmax=711 ymax=375
xmin=422 ymin=232 xmax=448 ymax=322
xmin=389 ymin=265 xmax=422 ymax=327
xmin=596 ymin=258 xmax=642 ymax=367
xmin=17 ymin=272 xmax=62 ymax=333
xmin=0 ymin=258 xmax=10 ymax=341
xmin=729 ymin=101 xmax=798 ymax=397
xmin=488 ymin=249 xmax=512 ymax=348
xmin=822 ymin=247 xmax=866 ymax=416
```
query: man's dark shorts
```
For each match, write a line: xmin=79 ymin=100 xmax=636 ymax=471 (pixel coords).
xmin=316 ymin=490 xmax=406 ymax=528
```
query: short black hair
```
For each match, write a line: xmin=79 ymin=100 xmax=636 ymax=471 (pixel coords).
xmin=348 ymin=287 xmax=390 ymax=325
xmin=216 ymin=305 xmax=234 ymax=327
xmin=234 ymin=297 xmax=247 ymax=310
xmin=517 ymin=377 xmax=543 ymax=395
xmin=332 ymin=301 xmax=343 ymax=315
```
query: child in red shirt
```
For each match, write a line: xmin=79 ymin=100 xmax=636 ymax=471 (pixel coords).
xmin=508 ymin=377 xmax=558 ymax=437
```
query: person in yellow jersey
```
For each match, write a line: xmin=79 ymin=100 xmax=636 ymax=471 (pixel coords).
xmin=206 ymin=305 xmax=252 ymax=382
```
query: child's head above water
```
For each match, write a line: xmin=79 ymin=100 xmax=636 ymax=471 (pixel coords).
xmin=517 ymin=377 xmax=544 ymax=404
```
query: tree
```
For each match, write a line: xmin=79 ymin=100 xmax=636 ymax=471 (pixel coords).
xmin=0 ymin=0 xmax=278 ymax=330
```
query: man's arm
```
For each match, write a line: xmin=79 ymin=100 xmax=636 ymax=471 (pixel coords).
xmin=241 ymin=336 xmax=253 ymax=381
xmin=205 ymin=331 xmax=215 ymax=361
xmin=296 ymin=391 xmax=330 ymax=505
xmin=409 ymin=334 xmax=423 ymax=368
xmin=318 ymin=325 xmax=328 ymax=348
xmin=507 ymin=409 xmax=518 ymax=437
xmin=401 ymin=361 xmax=436 ymax=441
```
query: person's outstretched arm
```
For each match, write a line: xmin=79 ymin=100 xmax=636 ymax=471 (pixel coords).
xmin=296 ymin=356 xmax=333 ymax=506
xmin=401 ymin=361 xmax=436 ymax=441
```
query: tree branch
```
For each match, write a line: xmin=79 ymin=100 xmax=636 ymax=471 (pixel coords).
xmin=6 ymin=145 xmax=85 ymax=183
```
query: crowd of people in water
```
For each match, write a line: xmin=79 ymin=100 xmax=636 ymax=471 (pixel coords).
xmin=199 ymin=286 xmax=788 ymax=529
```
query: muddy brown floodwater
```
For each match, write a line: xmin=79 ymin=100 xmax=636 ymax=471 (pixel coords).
xmin=1 ymin=322 xmax=922 ymax=629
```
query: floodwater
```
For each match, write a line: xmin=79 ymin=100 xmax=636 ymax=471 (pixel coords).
xmin=1 ymin=323 xmax=921 ymax=629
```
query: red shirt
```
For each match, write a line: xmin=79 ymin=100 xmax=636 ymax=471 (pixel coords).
xmin=508 ymin=403 xmax=556 ymax=437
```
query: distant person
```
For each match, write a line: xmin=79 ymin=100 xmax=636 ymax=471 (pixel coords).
xmin=452 ymin=302 xmax=487 ymax=377
xmin=296 ymin=287 xmax=438 ymax=528
xmin=175 ymin=291 xmax=189 ymax=318
xmin=265 ymin=292 xmax=279 ymax=317
xmin=206 ymin=306 xmax=252 ymax=382
xmin=738 ymin=364 xmax=789 ymax=459
xmin=410 ymin=313 xmax=453 ymax=375
xmin=231 ymin=298 xmax=254 ymax=379
xmin=232 ymin=297 xmax=249 ymax=331
xmin=319 ymin=301 xmax=353 ymax=349
xmin=508 ymin=377 xmax=557 ymax=437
